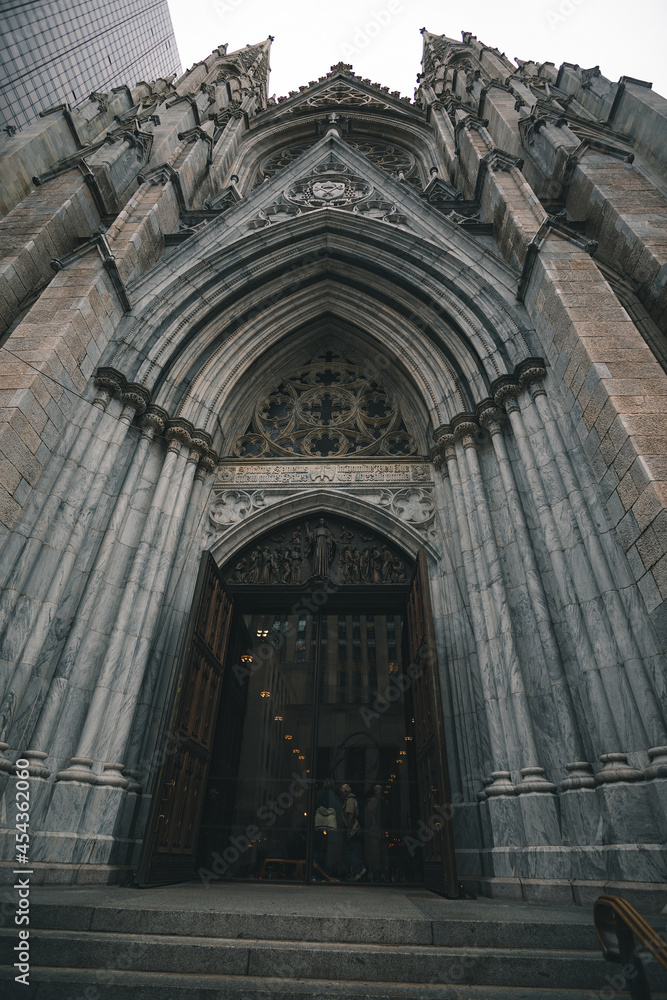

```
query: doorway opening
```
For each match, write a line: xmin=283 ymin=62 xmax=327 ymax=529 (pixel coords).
xmin=198 ymin=607 xmax=421 ymax=885
xmin=137 ymin=515 xmax=457 ymax=895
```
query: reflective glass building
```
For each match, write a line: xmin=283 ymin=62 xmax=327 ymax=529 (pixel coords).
xmin=0 ymin=0 xmax=182 ymax=132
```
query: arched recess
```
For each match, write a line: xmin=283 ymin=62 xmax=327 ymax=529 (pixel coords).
xmin=108 ymin=210 xmax=534 ymax=446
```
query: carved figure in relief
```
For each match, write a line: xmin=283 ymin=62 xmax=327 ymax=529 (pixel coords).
xmin=341 ymin=524 xmax=354 ymax=542
xmin=391 ymin=556 xmax=406 ymax=583
xmin=230 ymin=557 xmax=247 ymax=583
xmin=382 ymin=545 xmax=393 ymax=583
xmin=306 ymin=518 xmax=336 ymax=577
xmin=247 ymin=548 xmax=262 ymax=583
xmin=371 ymin=547 xmax=383 ymax=583
xmin=260 ymin=546 xmax=273 ymax=584
xmin=281 ymin=546 xmax=292 ymax=583
xmin=339 ymin=546 xmax=354 ymax=583
xmin=269 ymin=549 xmax=281 ymax=583
xmin=360 ymin=547 xmax=370 ymax=582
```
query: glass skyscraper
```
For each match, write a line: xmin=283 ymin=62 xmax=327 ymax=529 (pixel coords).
xmin=0 ymin=0 xmax=182 ymax=132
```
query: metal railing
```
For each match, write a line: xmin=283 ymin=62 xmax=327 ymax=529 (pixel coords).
xmin=594 ymin=895 xmax=667 ymax=999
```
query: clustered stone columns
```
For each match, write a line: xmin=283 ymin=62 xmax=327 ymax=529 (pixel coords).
xmin=0 ymin=369 xmax=218 ymax=811
xmin=0 ymin=373 xmax=148 ymax=772
xmin=436 ymin=359 xmax=667 ymax=796
xmin=434 ymin=414 xmax=556 ymax=795
xmin=431 ymin=358 xmax=667 ymax=875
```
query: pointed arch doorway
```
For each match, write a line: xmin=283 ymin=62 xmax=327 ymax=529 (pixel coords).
xmin=137 ymin=516 xmax=457 ymax=897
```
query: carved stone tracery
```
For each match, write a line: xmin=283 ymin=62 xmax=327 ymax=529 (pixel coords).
xmin=232 ymin=349 xmax=418 ymax=459
xmin=255 ymin=137 xmax=419 ymax=187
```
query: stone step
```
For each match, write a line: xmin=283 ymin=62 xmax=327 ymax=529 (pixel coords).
xmin=6 ymin=966 xmax=667 ymax=1000
xmin=0 ymin=928 xmax=639 ymax=990
xmin=28 ymin=898 xmax=601 ymax=949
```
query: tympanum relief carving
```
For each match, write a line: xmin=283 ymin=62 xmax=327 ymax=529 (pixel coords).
xmin=223 ymin=517 xmax=411 ymax=587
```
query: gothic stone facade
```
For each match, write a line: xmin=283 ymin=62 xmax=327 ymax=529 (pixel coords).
xmin=0 ymin=30 xmax=666 ymax=902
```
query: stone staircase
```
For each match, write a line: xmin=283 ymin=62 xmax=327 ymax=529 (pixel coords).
xmin=1 ymin=884 xmax=666 ymax=998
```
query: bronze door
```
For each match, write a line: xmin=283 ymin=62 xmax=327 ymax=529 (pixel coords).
xmin=137 ymin=552 xmax=234 ymax=885
xmin=406 ymin=550 xmax=458 ymax=897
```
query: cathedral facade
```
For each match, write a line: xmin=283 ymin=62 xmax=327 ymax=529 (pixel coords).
xmin=0 ymin=29 xmax=666 ymax=903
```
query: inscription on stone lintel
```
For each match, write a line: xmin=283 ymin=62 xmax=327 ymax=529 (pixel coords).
xmin=215 ymin=462 xmax=433 ymax=486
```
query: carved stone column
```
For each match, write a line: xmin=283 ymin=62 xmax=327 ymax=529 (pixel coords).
xmin=520 ymin=362 xmax=667 ymax=755
xmin=25 ymin=408 xmax=165 ymax=775
xmin=435 ymin=428 xmax=514 ymax=790
xmin=431 ymin=447 xmax=491 ymax=804
xmin=494 ymin=377 xmax=626 ymax=763
xmin=55 ymin=427 xmax=188 ymax=786
xmin=0 ymin=376 xmax=146 ymax=753
xmin=93 ymin=435 xmax=204 ymax=776
xmin=477 ymin=400 xmax=585 ymax=772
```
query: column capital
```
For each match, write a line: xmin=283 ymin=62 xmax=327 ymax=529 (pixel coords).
xmin=491 ymin=375 xmax=521 ymax=413
xmin=142 ymin=405 xmax=168 ymax=435
xmin=477 ymin=400 xmax=505 ymax=435
xmin=120 ymin=382 xmax=151 ymax=415
xmin=433 ymin=427 xmax=457 ymax=463
xmin=451 ymin=414 xmax=480 ymax=450
xmin=518 ymin=358 xmax=547 ymax=398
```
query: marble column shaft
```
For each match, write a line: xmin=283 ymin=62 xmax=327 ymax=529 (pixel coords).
xmin=502 ymin=394 xmax=623 ymax=754
xmin=455 ymin=424 xmax=540 ymax=771
xmin=28 ymin=420 xmax=159 ymax=759
xmin=528 ymin=386 xmax=667 ymax=747
xmin=58 ymin=436 xmax=187 ymax=773
xmin=442 ymin=438 xmax=511 ymax=772
xmin=0 ymin=397 xmax=137 ymax=740
xmin=94 ymin=446 xmax=200 ymax=769
xmin=122 ymin=465 xmax=211 ymax=780
xmin=482 ymin=411 xmax=584 ymax=764
xmin=433 ymin=461 xmax=491 ymax=797
xmin=0 ymin=388 xmax=112 ymax=608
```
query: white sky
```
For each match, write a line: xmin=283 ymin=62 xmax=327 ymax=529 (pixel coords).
xmin=167 ymin=0 xmax=667 ymax=102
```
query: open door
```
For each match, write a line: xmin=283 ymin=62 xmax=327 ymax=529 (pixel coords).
xmin=406 ymin=550 xmax=458 ymax=897
xmin=136 ymin=552 xmax=234 ymax=886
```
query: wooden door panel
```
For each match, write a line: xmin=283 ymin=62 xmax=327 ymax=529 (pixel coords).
xmin=407 ymin=550 xmax=458 ymax=896
xmin=136 ymin=552 xmax=233 ymax=886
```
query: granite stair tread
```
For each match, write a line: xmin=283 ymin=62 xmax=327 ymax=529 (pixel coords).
xmin=3 ymin=967 xmax=667 ymax=1000
xmin=1 ymin=926 xmax=653 ymax=991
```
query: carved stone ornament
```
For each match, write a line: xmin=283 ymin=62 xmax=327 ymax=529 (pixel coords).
xmin=255 ymin=138 xmax=418 ymax=186
xmin=248 ymin=157 xmax=408 ymax=230
xmin=286 ymin=162 xmax=371 ymax=207
xmin=232 ymin=348 xmax=419 ymax=459
xmin=208 ymin=465 xmax=435 ymax=543
xmin=223 ymin=516 xmax=412 ymax=587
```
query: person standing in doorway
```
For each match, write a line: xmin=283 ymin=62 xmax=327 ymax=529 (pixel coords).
xmin=313 ymin=778 xmax=340 ymax=879
xmin=341 ymin=783 xmax=366 ymax=881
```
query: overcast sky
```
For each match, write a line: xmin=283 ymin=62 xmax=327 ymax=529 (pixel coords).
xmin=167 ymin=0 xmax=667 ymax=102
